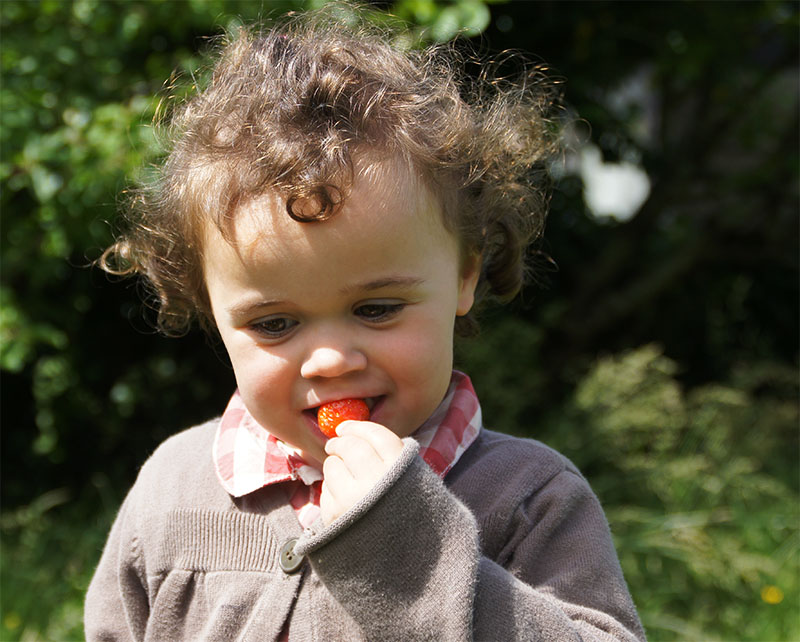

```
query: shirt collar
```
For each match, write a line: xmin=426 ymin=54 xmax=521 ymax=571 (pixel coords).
xmin=213 ymin=370 xmax=482 ymax=498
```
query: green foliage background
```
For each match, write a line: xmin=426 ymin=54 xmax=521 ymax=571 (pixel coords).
xmin=1 ymin=1 xmax=797 ymax=640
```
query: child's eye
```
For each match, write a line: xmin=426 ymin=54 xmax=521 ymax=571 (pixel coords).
xmin=251 ymin=316 xmax=298 ymax=338
xmin=355 ymin=303 xmax=404 ymax=323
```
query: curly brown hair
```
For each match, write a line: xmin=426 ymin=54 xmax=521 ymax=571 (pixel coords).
xmin=100 ymin=4 xmax=560 ymax=337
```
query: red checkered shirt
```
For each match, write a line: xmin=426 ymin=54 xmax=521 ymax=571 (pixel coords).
xmin=213 ymin=371 xmax=482 ymax=528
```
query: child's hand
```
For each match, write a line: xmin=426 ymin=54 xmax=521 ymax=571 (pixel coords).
xmin=320 ymin=421 xmax=404 ymax=526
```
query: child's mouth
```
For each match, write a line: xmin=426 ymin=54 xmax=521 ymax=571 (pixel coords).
xmin=363 ymin=397 xmax=380 ymax=413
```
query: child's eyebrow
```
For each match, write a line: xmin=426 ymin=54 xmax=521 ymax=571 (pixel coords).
xmin=340 ymin=276 xmax=425 ymax=295
xmin=226 ymin=299 xmax=288 ymax=319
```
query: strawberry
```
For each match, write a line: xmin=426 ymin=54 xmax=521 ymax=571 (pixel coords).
xmin=317 ymin=398 xmax=370 ymax=438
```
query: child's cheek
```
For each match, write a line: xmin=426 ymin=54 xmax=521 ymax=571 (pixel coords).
xmin=239 ymin=353 xmax=286 ymax=391
xmin=227 ymin=342 xmax=290 ymax=408
xmin=379 ymin=316 xmax=455 ymax=428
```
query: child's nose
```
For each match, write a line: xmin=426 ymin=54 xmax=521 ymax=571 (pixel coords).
xmin=300 ymin=345 xmax=367 ymax=379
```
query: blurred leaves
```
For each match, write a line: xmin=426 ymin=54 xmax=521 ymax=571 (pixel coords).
xmin=0 ymin=481 xmax=115 ymax=641
xmin=570 ymin=346 xmax=798 ymax=641
xmin=393 ymin=0 xmax=490 ymax=42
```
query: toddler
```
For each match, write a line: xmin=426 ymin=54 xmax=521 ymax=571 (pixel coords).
xmin=86 ymin=6 xmax=646 ymax=641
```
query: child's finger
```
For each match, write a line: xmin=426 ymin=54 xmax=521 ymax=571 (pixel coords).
xmin=333 ymin=420 xmax=404 ymax=463
xmin=321 ymin=449 xmax=377 ymax=524
xmin=321 ymin=422 xmax=405 ymax=525
xmin=320 ymin=478 xmax=344 ymax=525
xmin=324 ymin=433 xmax=387 ymax=480
xmin=322 ymin=453 xmax=359 ymax=508
xmin=322 ymin=451 xmax=354 ymax=485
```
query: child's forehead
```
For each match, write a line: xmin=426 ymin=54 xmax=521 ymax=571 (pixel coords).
xmin=349 ymin=153 xmax=430 ymax=206
xmin=201 ymin=158 xmax=462 ymax=294
xmin=215 ymin=155 xmax=444 ymax=247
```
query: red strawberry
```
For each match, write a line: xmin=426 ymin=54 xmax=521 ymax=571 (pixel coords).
xmin=317 ymin=399 xmax=370 ymax=438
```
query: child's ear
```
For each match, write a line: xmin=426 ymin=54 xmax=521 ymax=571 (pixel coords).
xmin=456 ymin=254 xmax=482 ymax=316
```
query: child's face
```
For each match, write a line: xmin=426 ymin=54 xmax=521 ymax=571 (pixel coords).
xmin=203 ymin=161 xmax=480 ymax=467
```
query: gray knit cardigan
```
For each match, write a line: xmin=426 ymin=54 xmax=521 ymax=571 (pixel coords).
xmin=84 ymin=419 xmax=646 ymax=641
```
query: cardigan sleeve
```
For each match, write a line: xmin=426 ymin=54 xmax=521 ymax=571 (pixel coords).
xmin=84 ymin=489 xmax=150 ymax=641
xmin=295 ymin=439 xmax=646 ymax=642
xmin=471 ymin=468 xmax=645 ymax=641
